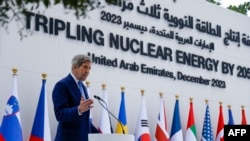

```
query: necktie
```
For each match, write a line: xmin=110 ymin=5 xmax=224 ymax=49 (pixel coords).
xmin=78 ymin=81 xmax=86 ymax=99
xmin=78 ymin=81 xmax=91 ymax=132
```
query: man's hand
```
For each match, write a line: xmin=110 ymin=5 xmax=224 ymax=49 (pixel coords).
xmin=78 ymin=97 xmax=94 ymax=114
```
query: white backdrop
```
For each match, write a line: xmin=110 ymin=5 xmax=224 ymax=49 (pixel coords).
xmin=0 ymin=0 xmax=250 ymax=140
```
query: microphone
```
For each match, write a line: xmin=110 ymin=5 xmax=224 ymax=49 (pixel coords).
xmin=94 ymin=95 xmax=101 ymax=100
xmin=93 ymin=95 xmax=125 ymax=134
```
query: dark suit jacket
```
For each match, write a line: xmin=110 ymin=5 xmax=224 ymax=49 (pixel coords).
xmin=52 ymin=74 xmax=99 ymax=141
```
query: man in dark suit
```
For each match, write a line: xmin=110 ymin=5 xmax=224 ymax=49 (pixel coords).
xmin=52 ymin=54 xmax=99 ymax=141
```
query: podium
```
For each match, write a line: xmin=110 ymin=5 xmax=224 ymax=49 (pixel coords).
xmin=88 ymin=133 xmax=134 ymax=141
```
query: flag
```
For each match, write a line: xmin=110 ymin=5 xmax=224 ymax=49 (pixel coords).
xmin=241 ymin=106 xmax=247 ymax=125
xmin=170 ymin=97 xmax=183 ymax=141
xmin=227 ymin=106 xmax=234 ymax=125
xmin=1 ymin=70 xmax=23 ymax=141
xmin=215 ymin=103 xmax=224 ymax=141
xmin=98 ymin=84 xmax=112 ymax=133
xmin=155 ymin=93 xmax=169 ymax=141
xmin=86 ymin=81 xmax=95 ymax=126
xmin=116 ymin=90 xmax=128 ymax=134
xmin=0 ymin=127 xmax=5 ymax=141
xmin=184 ymin=99 xmax=197 ymax=141
xmin=29 ymin=74 xmax=51 ymax=141
xmin=134 ymin=91 xmax=151 ymax=141
xmin=201 ymin=102 xmax=214 ymax=141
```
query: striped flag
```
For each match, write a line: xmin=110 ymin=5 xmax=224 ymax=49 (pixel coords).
xmin=170 ymin=97 xmax=183 ymax=141
xmin=241 ymin=106 xmax=247 ymax=125
xmin=227 ymin=105 xmax=234 ymax=125
xmin=29 ymin=74 xmax=51 ymax=141
xmin=98 ymin=84 xmax=112 ymax=133
xmin=184 ymin=98 xmax=197 ymax=141
xmin=116 ymin=89 xmax=128 ymax=134
xmin=201 ymin=102 xmax=214 ymax=141
xmin=215 ymin=103 xmax=224 ymax=141
xmin=1 ymin=69 xmax=23 ymax=141
xmin=155 ymin=93 xmax=169 ymax=141
xmin=134 ymin=90 xmax=151 ymax=141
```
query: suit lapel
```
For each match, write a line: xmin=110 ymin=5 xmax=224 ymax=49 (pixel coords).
xmin=67 ymin=74 xmax=89 ymax=99
xmin=67 ymin=74 xmax=82 ymax=99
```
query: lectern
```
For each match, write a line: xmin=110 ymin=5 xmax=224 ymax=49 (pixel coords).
xmin=88 ymin=133 xmax=134 ymax=141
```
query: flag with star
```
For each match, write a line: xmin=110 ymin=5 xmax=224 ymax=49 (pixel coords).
xmin=201 ymin=102 xmax=214 ymax=141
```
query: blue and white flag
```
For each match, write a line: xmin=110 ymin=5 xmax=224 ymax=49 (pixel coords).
xmin=29 ymin=77 xmax=51 ymax=141
xmin=170 ymin=98 xmax=183 ymax=141
xmin=1 ymin=73 xmax=23 ymax=141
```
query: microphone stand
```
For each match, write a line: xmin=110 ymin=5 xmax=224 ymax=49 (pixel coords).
xmin=95 ymin=96 xmax=125 ymax=134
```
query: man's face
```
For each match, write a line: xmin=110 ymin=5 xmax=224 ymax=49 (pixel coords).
xmin=74 ymin=61 xmax=91 ymax=81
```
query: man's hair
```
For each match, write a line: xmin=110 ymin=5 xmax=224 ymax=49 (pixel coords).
xmin=71 ymin=54 xmax=91 ymax=68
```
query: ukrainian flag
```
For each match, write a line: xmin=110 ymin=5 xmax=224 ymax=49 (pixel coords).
xmin=116 ymin=91 xmax=128 ymax=134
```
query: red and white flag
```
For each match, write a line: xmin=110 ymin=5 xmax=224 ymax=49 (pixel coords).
xmin=241 ymin=106 xmax=247 ymax=125
xmin=98 ymin=85 xmax=112 ymax=133
xmin=86 ymin=81 xmax=98 ymax=129
xmin=215 ymin=103 xmax=224 ymax=141
xmin=155 ymin=94 xmax=169 ymax=141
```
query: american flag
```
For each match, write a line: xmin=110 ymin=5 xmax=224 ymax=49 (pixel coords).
xmin=201 ymin=104 xmax=214 ymax=141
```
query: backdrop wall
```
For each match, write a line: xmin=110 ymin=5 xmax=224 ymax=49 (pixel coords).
xmin=0 ymin=0 xmax=250 ymax=140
